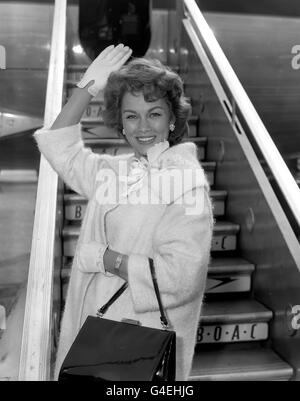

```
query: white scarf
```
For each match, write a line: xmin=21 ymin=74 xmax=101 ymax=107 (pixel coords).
xmin=122 ymin=140 xmax=170 ymax=196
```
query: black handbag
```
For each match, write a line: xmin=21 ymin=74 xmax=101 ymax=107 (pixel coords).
xmin=58 ymin=258 xmax=176 ymax=381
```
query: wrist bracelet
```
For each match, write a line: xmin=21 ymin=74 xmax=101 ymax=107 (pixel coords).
xmin=114 ymin=253 xmax=123 ymax=272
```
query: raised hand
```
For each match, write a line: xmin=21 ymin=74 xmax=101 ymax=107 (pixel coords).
xmin=77 ymin=44 xmax=132 ymax=97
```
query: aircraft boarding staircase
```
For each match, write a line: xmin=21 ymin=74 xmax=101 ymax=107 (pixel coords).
xmin=17 ymin=0 xmax=300 ymax=381
xmin=61 ymin=74 xmax=290 ymax=380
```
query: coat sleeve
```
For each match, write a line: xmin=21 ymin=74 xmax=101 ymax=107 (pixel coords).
xmin=127 ymin=187 xmax=214 ymax=313
xmin=33 ymin=123 xmax=111 ymax=199
xmin=75 ymin=241 xmax=114 ymax=277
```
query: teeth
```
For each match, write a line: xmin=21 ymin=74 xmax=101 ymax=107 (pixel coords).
xmin=137 ymin=136 xmax=155 ymax=143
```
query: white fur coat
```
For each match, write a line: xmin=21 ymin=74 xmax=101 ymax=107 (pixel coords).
xmin=33 ymin=123 xmax=213 ymax=381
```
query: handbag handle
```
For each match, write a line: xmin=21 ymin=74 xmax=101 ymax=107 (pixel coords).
xmin=148 ymin=258 xmax=170 ymax=329
xmin=96 ymin=258 xmax=170 ymax=330
xmin=96 ymin=281 xmax=128 ymax=317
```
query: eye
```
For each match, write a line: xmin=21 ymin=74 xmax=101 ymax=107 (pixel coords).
xmin=125 ymin=114 xmax=137 ymax=120
xmin=150 ymin=112 xmax=162 ymax=118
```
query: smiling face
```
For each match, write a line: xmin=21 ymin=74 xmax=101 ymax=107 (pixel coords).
xmin=121 ymin=91 xmax=175 ymax=158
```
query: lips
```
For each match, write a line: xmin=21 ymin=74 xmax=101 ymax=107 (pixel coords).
xmin=136 ymin=136 xmax=156 ymax=144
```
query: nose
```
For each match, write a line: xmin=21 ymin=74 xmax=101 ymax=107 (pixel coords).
xmin=138 ymin=116 xmax=151 ymax=134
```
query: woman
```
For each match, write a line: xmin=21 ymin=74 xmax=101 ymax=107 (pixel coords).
xmin=33 ymin=44 xmax=214 ymax=380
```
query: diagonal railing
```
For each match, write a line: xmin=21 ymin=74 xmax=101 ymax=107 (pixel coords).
xmin=180 ymin=0 xmax=300 ymax=378
xmin=182 ymin=0 xmax=300 ymax=229
xmin=18 ymin=0 xmax=67 ymax=381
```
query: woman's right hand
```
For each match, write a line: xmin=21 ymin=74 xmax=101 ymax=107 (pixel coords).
xmin=76 ymin=44 xmax=132 ymax=97
xmin=50 ymin=44 xmax=131 ymax=130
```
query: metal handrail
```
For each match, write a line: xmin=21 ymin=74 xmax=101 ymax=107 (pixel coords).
xmin=183 ymin=0 xmax=300 ymax=227
xmin=18 ymin=0 xmax=67 ymax=381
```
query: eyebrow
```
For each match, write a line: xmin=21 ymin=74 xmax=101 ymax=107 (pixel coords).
xmin=122 ymin=106 xmax=165 ymax=113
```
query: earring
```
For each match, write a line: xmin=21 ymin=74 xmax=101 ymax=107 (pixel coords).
xmin=122 ymin=128 xmax=126 ymax=136
xmin=169 ymin=123 xmax=175 ymax=132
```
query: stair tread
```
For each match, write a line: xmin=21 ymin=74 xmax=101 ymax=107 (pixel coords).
xmin=213 ymin=221 xmax=240 ymax=234
xmin=208 ymin=257 xmax=255 ymax=274
xmin=201 ymin=298 xmax=272 ymax=323
xmin=209 ymin=189 xmax=227 ymax=199
xmin=190 ymin=345 xmax=293 ymax=381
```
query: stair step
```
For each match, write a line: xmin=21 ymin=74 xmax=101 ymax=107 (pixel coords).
xmin=211 ymin=221 xmax=240 ymax=252
xmin=197 ymin=299 xmax=272 ymax=344
xmin=206 ymin=257 xmax=255 ymax=293
xmin=209 ymin=190 xmax=226 ymax=217
xmin=202 ymin=161 xmax=215 ymax=187
xmin=62 ymin=220 xmax=239 ymax=257
xmin=202 ymin=299 xmax=272 ymax=324
xmin=190 ymin=345 xmax=293 ymax=381
xmin=209 ymin=257 xmax=255 ymax=274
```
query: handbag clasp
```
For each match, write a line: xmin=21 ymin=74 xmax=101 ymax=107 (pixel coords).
xmin=121 ymin=318 xmax=141 ymax=326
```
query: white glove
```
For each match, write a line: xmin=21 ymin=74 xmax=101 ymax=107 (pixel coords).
xmin=76 ymin=44 xmax=132 ymax=97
